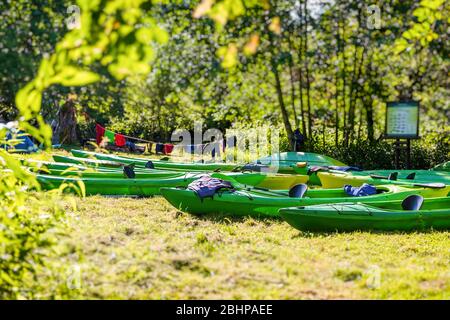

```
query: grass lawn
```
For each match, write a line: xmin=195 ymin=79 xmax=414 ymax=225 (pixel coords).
xmin=21 ymin=150 xmax=449 ymax=299
xmin=40 ymin=195 xmax=449 ymax=299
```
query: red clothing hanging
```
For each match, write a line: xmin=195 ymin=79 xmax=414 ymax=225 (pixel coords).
xmin=95 ymin=124 xmax=105 ymax=144
xmin=163 ymin=143 xmax=174 ymax=155
xmin=115 ymin=133 xmax=126 ymax=147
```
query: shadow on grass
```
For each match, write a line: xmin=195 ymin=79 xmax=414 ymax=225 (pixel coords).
xmin=179 ymin=211 xmax=445 ymax=237
xmin=290 ymin=228 xmax=443 ymax=238
xmin=184 ymin=211 xmax=284 ymax=225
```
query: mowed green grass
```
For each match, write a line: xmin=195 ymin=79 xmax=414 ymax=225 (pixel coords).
xmin=43 ymin=195 xmax=449 ymax=299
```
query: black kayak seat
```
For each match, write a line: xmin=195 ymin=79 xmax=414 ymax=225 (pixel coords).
xmin=388 ymin=172 xmax=398 ymax=181
xmin=145 ymin=161 xmax=154 ymax=169
xmin=402 ymin=195 xmax=424 ymax=211
xmin=406 ymin=172 xmax=416 ymax=180
xmin=123 ymin=166 xmax=136 ymax=179
xmin=289 ymin=183 xmax=308 ymax=198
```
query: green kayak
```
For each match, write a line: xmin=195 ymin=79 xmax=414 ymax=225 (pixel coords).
xmin=37 ymin=168 xmax=186 ymax=179
xmin=53 ymin=154 xmax=126 ymax=168
xmin=318 ymin=170 xmax=450 ymax=188
xmin=432 ymin=161 xmax=450 ymax=172
xmin=28 ymin=159 xmax=311 ymax=190
xmin=24 ymin=159 xmax=172 ymax=175
xmin=37 ymin=172 xmax=206 ymax=196
xmin=294 ymin=167 xmax=450 ymax=187
xmin=257 ymin=152 xmax=346 ymax=169
xmin=70 ymin=149 xmax=341 ymax=174
xmin=24 ymin=159 xmax=95 ymax=171
xmin=36 ymin=172 xmax=265 ymax=196
xmin=160 ymin=184 xmax=450 ymax=217
xmin=364 ymin=169 xmax=450 ymax=181
xmin=70 ymin=150 xmax=243 ymax=172
xmin=279 ymin=196 xmax=450 ymax=232
xmin=72 ymin=149 xmax=345 ymax=167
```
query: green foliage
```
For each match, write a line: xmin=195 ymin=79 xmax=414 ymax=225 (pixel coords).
xmin=1 ymin=0 xmax=170 ymax=299
xmin=2 ymin=1 xmax=449 ymax=153
xmin=0 ymin=146 xmax=66 ymax=298
xmin=0 ymin=0 xmax=69 ymax=118
xmin=14 ymin=0 xmax=168 ymax=147
xmin=96 ymin=0 xmax=448 ymax=159
xmin=395 ymin=0 xmax=446 ymax=54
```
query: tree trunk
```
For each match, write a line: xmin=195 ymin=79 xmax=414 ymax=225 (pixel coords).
xmin=345 ymin=8 xmax=364 ymax=146
xmin=304 ymin=0 xmax=313 ymax=139
xmin=287 ymin=36 xmax=299 ymax=127
xmin=337 ymin=11 xmax=347 ymax=147
xmin=58 ymin=95 xmax=78 ymax=145
xmin=297 ymin=1 xmax=307 ymax=139
xmin=334 ymin=72 xmax=340 ymax=148
xmin=365 ymin=96 xmax=374 ymax=143
xmin=272 ymin=63 xmax=294 ymax=147
xmin=267 ymin=20 xmax=294 ymax=148
xmin=345 ymin=46 xmax=359 ymax=146
xmin=334 ymin=11 xmax=340 ymax=148
xmin=356 ymin=98 xmax=363 ymax=142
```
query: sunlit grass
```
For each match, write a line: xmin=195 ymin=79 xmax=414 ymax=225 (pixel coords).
xmin=34 ymin=195 xmax=450 ymax=299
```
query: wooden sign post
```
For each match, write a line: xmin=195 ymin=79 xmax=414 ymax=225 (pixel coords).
xmin=384 ymin=101 xmax=420 ymax=169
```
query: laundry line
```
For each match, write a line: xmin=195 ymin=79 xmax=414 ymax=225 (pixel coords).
xmin=95 ymin=123 xmax=175 ymax=155
xmin=95 ymin=123 xmax=226 ymax=157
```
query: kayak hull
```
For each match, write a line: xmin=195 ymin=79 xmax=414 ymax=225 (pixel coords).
xmin=24 ymin=160 xmax=183 ymax=175
xmin=161 ymin=185 xmax=450 ymax=217
xmin=53 ymin=155 xmax=125 ymax=168
xmin=50 ymin=153 xmax=311 ymax=189
xmin=257 ymin=152 xmax=346 ymax=167
xmin=280 ymin=197 xmax=450 ymax=232
xmin=318 ymin=171 xmax=450 ymax=189
xmin=36 ymin=173 xmax=210 ymax=196
xmin=70 ymin=149 xmax=344 ymax=174
xmin=432 ymin=161 xmax=450 ymax=172
xmin=71 ymin=150 xmax=242 ymax=171
xmin=35 ymin=169 xmax=310 ymax=195
xmin=255 ymin=174 xmax=308 ymax=189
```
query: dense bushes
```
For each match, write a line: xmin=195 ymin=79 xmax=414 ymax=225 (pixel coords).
xmin=280 ymin=129 xmax=449 ymax=170
xmin=0 ymin=146 xmax=66 ymax=299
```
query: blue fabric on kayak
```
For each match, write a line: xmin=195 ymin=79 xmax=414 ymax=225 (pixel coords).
xmin=3 ymin=131 xmax=38 ymax=153
xmin=188 ymin=176 xmax=234 ymax=199
xmin=344 ymin=183 xmax=377 ymax=197
xmin=328 ymin=166 xmax=362 ymax=172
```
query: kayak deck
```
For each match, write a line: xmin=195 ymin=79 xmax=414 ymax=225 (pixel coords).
xmin=160 ymin=185 xmax=450 ymax=217
xmin=280 ymin=197 xmax=450 ymax=232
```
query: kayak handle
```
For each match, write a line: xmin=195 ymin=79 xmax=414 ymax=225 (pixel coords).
xmin=412 ymin=182 xmax=446 ymax=189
